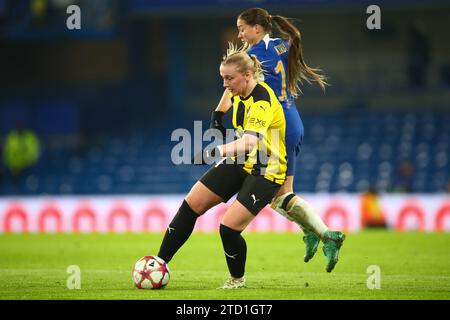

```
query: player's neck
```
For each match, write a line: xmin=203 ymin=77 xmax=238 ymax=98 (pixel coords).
xmin=241 ymin=80 xmax=257 ymax=99
xmin=250 ymin=34 xmax=266 ymax=47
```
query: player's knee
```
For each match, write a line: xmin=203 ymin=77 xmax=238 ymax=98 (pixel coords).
xmin=183 ymin=197 xmax=204 ymax=215
xmin=185 ymin=183 xmax=222 ymax=215
xmin=185 ymin=194 xmax=219 ymax=215
xmin=272 ymin=192 xmax=297 ymax=211
xmin=273 ymin=177 xmax=293 ymax=199
xmin=220 ymin=223 xmax=241 ymax=240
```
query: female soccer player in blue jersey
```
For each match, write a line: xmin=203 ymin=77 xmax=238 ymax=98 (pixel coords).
xmin=211 ymin=8 xmax=345 ymax=273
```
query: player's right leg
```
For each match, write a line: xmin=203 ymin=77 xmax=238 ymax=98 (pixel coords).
xmin=158 ymin=159 xmax=246 ymax=264
xmin=322 ymin=230 xmax=346 ymax=272
xmin=157 ymin=181 xmax=222 ymax=263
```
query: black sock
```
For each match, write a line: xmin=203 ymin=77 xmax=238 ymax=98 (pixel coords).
xmin=219 ymin=224 xmax=247 ymax=278
xmin=157 ymin=200 xmax=199 ymax=263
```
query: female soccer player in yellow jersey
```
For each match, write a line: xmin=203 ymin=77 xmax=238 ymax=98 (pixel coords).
xmin=211 ymin=8 xmax=345 ymax=273
xmin=158 ymin=45 xmax=288 ymax=289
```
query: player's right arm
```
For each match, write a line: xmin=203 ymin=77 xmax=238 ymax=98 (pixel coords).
xmin=210 ymin=89 xmax=233 ymax=139
xmin=215 ymin=89 xmax=233 ymax=113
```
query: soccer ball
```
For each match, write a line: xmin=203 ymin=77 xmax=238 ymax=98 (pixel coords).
xmin=132 ymin=256 xmax=170 ymax=289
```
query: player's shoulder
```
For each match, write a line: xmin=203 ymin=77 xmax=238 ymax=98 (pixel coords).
xmin=269 ymin=38 xmax=289 ymax=56
xmin=247 ymin=42 xmax=265 ymax=57
xmin=252 ymin=83 xmax=272 ymax=104
xmin=249 ymin=36 xmax=288 ymax=61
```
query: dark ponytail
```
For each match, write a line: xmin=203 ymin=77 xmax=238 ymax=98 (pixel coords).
xmin=238 ymin=8 xmax=328 ymax=96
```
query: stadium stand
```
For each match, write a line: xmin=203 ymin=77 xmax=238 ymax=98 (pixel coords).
xmin=1 ymin=98 xmax=448 ymax=195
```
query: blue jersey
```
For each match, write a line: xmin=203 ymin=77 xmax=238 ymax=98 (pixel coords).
xmin=247 ymin=34 xmax=302 ymax=136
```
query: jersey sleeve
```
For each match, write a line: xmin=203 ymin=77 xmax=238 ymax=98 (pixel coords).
xmin=243 ymin=99 xmax=273 ymax=138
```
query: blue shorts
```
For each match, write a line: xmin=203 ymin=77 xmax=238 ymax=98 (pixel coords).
xmin=283 ymin=105 xmax=304 ymax=177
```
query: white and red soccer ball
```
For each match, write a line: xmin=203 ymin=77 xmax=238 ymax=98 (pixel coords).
xmin=132 ymin=256 xmax=170 ymax=289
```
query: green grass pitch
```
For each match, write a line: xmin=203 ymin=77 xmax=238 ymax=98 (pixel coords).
xmin=0 ymin=230 xmax=449 ymax=300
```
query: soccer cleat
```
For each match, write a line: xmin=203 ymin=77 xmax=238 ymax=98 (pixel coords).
xmin=218 ymin=276 xmax=246 ymax=289
xmin=322 ymin=231 xmax=346 ymax=273
xmin=303 ymin=231 xmax=320 ymax=262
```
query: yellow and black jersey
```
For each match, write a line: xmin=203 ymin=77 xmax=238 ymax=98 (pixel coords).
xmin=231 ymin=81 xmax=287 ymax=184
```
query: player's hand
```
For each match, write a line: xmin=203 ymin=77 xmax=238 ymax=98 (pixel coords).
xmin=191 ymin=146 xmax=222 ymax=165
xmin=210 ymin=111 xmax=227 ymax=139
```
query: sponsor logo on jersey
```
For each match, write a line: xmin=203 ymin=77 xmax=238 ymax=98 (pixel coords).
xmin=248 ymin=117 xmax=266 ymax=128
xmin=274 ymin=43 xmax=287 ymax=55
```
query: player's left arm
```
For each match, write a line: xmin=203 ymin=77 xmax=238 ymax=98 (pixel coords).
xmin=213 ymin=99 xmax=272 ymax=157
xmin=218 ymin=133 xmax=258 ymax=157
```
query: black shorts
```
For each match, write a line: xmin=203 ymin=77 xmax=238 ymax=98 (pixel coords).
xmin=199 ymin=159 xmax=281 ymax=215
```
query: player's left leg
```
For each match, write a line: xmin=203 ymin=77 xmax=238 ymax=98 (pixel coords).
xmin=270 ymin=129 xmax=323 ymax=262
xmin=218 ymin=175 xmax=280 ymax=289
xmin=271 ymin=177 xmax=323 ymax=262
xmin=272 ymin=184 xmax=346 ymax=272
xmin=271 ymin=129 xmax=345 ymax=271
xmin=217 ymin=201 xmax=255 ymax=289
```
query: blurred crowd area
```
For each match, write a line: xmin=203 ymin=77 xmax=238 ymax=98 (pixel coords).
xmin=0 ymin=0 xmax=449 ymax=195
